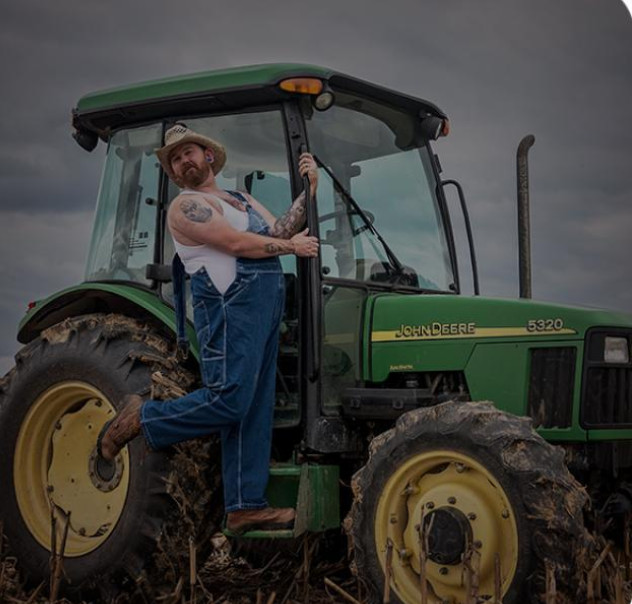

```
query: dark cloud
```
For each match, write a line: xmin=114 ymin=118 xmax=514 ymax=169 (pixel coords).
xmin=0 ymin=0 xmax=630 ymax=375
xmin=0 ymin=211 xmax=92 ymax=371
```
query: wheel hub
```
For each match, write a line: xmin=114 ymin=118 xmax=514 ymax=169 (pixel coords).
xmin=14 ymin=383 xmax=131 ymax=556
xmin=424 ymin=507 xmax=471 ymax=565
xmin=89 ymin=448 xmax=124 ymax=491
xmin=375 ymin=451 xmax=519 ymax=603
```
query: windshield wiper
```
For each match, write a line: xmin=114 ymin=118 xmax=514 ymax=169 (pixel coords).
xmin=312 ymin=155 xmax=406 ymax=281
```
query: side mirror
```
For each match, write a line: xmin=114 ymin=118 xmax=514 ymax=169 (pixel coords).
xmin=73 ymin=128 xmax=98 ymax=152
xmin=419 ymin=116 xmax=450 ymax=141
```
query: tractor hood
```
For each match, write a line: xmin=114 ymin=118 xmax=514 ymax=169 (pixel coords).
xmin=367 ymin=293 xmax=632 ymax=382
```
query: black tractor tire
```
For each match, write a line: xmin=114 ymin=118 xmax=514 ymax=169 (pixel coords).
xmin=346 ymin=401 xmax=588 ymax=604
xmin=0 ymin=314 xmax=221 ymax=598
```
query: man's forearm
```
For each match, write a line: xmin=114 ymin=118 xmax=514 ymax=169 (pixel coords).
xmin=229 ymin=230 xmax=296 ymax=258
xmin=269 ymin=192 xmax=307 ymax=239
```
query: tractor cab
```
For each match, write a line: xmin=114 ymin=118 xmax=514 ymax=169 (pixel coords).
xmin=74 ymin=64 xmax=459 ymax=442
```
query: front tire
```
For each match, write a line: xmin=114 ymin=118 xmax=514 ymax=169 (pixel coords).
xmin=346 ymin=401 xmax=588 ymax=604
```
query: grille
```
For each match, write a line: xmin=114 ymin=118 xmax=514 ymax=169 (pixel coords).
xmin=583 ymin=366 xmax=632 ymax=426
xmin=582 ymin=329 xmax=632 ymax=428
xmin=528 ymin=347 xmax=575 ymax=428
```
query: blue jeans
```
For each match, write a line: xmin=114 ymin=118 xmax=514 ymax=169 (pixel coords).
xmin=141 ymin=193 xmax=285 ymax=512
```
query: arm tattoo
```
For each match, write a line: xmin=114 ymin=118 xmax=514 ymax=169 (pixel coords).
xmin=180 ymin=199 xmax=213 ymax=223
xmin=270 ymin=192 xmax=306 ymax=239
xmin=265 ymin=242 xmax=281 ymax=254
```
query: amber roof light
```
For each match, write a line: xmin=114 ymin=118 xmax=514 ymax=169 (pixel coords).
xmin=279 ymin=78 xmax=323 ymax=95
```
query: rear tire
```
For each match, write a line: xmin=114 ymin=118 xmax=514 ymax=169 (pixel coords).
xmin=346 ymin=401 xmax=588 ymax=604
xmin=0 ymin=314 xmax=221 ymax=595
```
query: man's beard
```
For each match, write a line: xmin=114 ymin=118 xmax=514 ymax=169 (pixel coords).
xmin=178 ymin=161 xmax=211 ymax=188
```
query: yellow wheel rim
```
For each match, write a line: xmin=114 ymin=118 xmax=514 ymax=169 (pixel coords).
xmin=375 ymin=450 xmax=518 ymax=603
xmin=14 ymin=382 xmax=130 ymax=557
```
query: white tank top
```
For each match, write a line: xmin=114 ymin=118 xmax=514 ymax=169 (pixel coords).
xmin=172 ymin=190 xmax=249 ymax=294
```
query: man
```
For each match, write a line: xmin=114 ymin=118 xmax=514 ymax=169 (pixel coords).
xmin=98 ymin=123 xmax=319 ymax=533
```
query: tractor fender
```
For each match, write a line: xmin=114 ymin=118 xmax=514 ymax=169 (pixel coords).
xmin=17 ymin=282 xmax=199 ymax=361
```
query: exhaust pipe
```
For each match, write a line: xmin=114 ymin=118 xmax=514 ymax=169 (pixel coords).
xmin=517 ymin=135 xmax=535 ymax=299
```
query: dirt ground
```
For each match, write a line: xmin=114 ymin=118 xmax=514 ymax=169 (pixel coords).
xmin=3 ymin=542 xmax=632 ymax=604
xmin=0 ymin=531 xmax=364 ymax=604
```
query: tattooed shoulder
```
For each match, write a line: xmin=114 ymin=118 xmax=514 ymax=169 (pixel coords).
xmin=180 ymin=198 xmax=213 ymax=223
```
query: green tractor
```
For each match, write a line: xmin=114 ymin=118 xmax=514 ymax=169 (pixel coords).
xmin=1 ymin=63 xmax=631 ymax=603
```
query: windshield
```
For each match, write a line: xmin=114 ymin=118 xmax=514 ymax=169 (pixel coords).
xmin=85 ymin=123 xmax=162 ymax=285
xmin=305 ymin=96 xmax=454 ymax=291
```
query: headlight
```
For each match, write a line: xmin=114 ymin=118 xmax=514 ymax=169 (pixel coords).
xmin=604 ymin=336 xmax=630 ymax=363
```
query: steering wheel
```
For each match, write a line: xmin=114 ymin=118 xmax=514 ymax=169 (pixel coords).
xmin=318 ymin=209 xmax=375 ymax=237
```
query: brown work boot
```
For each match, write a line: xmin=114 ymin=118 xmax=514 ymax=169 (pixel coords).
xmin=226 ymin=507 xmax=295 ymax=534
xmin=97 ymin=394 xmax=144 ymax=461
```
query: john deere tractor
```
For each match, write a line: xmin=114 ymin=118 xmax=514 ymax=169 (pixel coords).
xmin=2 ymin=64 xmax=631 ymax=603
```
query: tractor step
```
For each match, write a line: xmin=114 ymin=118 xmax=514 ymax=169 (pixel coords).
xmin=222 ymin=463 xmax=340 ymax=539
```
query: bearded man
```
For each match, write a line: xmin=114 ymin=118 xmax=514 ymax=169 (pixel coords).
xmin=98 ymin=124 xmax=319 ymax=533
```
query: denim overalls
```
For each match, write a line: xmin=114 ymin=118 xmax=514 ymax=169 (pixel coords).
xmin=141 ymin=192 xmax=285 ymax=512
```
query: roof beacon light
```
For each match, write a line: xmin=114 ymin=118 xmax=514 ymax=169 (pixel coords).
xmin=279 ymin=78 xmax=323 ymax=95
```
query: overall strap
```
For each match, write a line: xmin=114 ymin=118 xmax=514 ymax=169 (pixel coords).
xmin=172 ymin=253 xmax=189 ymax=359
xmin=227 ymin=190 xmax=250 ymax=207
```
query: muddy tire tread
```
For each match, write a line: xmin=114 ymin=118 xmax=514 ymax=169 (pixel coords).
xmin=345 ymin=401 xmax=588 ymax=604
xmin=0 ymin=313 xmax=219 ymax=597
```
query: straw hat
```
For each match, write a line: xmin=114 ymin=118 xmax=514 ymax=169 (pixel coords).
xmin=156 ymin=123 xmax=227 ymax=180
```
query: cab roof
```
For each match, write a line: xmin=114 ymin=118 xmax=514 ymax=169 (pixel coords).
xmin=73 ymin=63 xmax=447 ymax=139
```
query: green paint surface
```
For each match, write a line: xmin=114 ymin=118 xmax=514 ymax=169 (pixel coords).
xmin=241 ymin=463 xmax=340 ymax=538
xmin=368 ymin=293 xmax=632 ymax=440
xmin=77 ymin=63 xmax=333 ymax=113
xmin=19 ymin=283 xmax=199 ymax=360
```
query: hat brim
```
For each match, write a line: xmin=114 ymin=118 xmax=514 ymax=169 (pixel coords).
xmin=156 ymin=133 xmax=226 ymax=180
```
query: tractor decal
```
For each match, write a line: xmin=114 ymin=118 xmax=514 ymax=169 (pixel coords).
xmin=374 ymin=322 xmax=577 ymax=341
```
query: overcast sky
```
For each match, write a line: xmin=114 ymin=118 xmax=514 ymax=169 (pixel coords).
xmin=0 ymin=0 xmax=630 ymax=375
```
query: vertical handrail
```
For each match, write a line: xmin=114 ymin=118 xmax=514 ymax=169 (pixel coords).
xmin=300 ymin=144 xmax=320 ymax=381
xmin=441 ymin=179 xmax=480 ymax=295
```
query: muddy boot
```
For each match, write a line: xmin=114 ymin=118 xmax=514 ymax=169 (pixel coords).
xmin=226 ymin=507 xmax=296 ymax=534
xmin=97 ymin=394 xmax=144 ymax=461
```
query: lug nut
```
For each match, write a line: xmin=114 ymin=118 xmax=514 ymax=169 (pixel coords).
xmin=447 ymin=496 xmax=456 ymax=505
xmin=439 ymin=567 xmax=449 ymax=575
xmin=468 ymin=513 xmax=477 ymax=520
xmin=399 ymin=548 xmax=411 ymax=559
xmin=502 ymin=509 xmax=510 ymax=519
xmin=390 ymin=515 xmax=398 ymax=524
xmin=455 ymin=463 xmax=466 ymax=473
xmin=473 ymin=540 xmax=483 ymax=549
xmin=426 ymin=501 xmax=435 ymax=509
